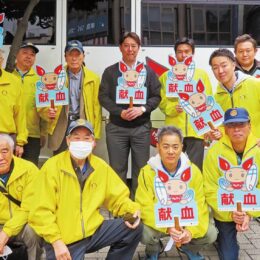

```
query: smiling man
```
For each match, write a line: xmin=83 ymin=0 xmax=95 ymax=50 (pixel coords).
xmin=99 ymin=32 xmax=161 ymax=198
xmin=234 ymin=34 xmax=260 ymax=77
xmin=0 ymin=134 xmax=41 ymax=259
xmin=43 ymin=40 xmax=101 ymax=154
xmin=209 ymin=48 xmax=260 ymax=139
xmin=203 ymin=107 xmax=260 ymax=260
xmin=12 ymin=42 xmax=48 ymax=166
xmin=136 ymin=126 xmax=217 ymax=260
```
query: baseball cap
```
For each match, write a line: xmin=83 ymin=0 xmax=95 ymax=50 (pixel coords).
xmin=20 ymin=42 xmax=39 ymax=54
xmin=64 ymin=40 xmax=84 ymax=53
xmin=67 ymin=119 xmax=94 ymax=136
xmin=223 ymin=108 xmax=250 ymax=125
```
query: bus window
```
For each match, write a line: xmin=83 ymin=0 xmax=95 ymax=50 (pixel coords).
xmin=67 ymin=0 xmax=131 ymax=45
xmin=141 ymin=1 xmax=260 ymax=46
xmin=0 ymin=0 xmax=56 ymax=45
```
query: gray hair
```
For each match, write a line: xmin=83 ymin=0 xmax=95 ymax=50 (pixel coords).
xmin=157 ymin=126 xmax=183 ymax=143
xmin=0 ymin=134 xmax=15 ymax=151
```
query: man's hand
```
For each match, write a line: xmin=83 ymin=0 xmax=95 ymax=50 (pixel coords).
xmin=232 ymin=211 xmax=247 ymax=225
xmin=15 ymin=145 xmax=24 ymax=157
xmin=120 ymin=107 xmax=144 ymax=121
xmin=0 ymin=231 xmax=9 ymax=254
xmin=48 ymin=107 xmax=57 ymax=120
xmin=233 ymin=213 xmax=250 ymax=232
xmin=52 ymin=240 xmax=71 ymax=260
xmin=124 ymin=210 xmax=141 ymax=229
xmin=175 ymin=104 xmax=183 ymax=113
xmin=206 ymin=128 xmax=222 ymax=141
xmin=167 ymin=227 xmax=192 ymax=244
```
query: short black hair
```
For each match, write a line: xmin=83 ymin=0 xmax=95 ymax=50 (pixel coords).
xmin=119 ymin=32 xmax=141 ymax=46
xmin=174 ymin=37 xmax=195 ymax=54
xmin=209 ymin=48 xmax=235 ymax=66
xmin=157 ymin=126 xmax=183 ymax=143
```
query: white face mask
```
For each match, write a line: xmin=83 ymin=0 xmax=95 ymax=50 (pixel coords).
xmin=69 ymin=141 xmax=93 ymax=159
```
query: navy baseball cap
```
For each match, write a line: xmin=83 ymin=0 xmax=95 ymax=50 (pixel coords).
xmin=20 ymin=42 xmax=39 ymax=54
xmin=65 ymin=40 xmax=84 ymax=53
xmin=223 ymin=108 xmax=250 ymax=125
xmin=67 ymin=119 xmax=94 ymax=136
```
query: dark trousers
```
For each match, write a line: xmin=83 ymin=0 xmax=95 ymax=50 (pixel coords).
xmin=183 ymin=137 xmax=204 ymax=172
xmin=106 ymin=122 xmax=151 ymax=198
xmin=214 ymin=219 xmax=239 ymax=260
xmin=22 ymin=137 xmax=41 ymax=166
xmin=44 ymin=219 xmax=143 ymax=260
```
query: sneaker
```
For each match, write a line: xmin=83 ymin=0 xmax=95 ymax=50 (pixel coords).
xmin=177 ymin=247 xmax=205 ymax=260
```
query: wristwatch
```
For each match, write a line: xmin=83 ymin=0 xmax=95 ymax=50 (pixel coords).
xmin=141 ymin=106 xmax=146 ymax=113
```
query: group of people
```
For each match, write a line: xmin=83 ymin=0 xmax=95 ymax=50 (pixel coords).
xmin=0 ymin=31 xmax=260 ymax=260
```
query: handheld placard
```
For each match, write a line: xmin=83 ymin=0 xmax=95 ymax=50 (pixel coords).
xmin=174 ymin=216 xmax=182 ymax=248
xmin=129 ymin=97 xmax=133 ymax=108
xmin=207 ymin=121 xmax=216 ymax=130
xmin=237 ymin=202 xmax=242 ymax=212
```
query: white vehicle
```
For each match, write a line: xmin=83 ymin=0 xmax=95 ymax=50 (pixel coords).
xmin=1 ymin=0 xmax=260 ymax=163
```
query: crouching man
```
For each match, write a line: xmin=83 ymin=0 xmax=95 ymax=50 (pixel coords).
xmin=135 ymin=126 xmax=217 ymax=260
xmin=29 ymin=119 xmax=142 ymax=260
xmin=0 ymin=134 xmax=42 ymax=259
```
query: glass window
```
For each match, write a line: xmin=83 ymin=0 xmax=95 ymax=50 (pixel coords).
xmin=141 ymin=1 xmax=260 ymax=46
xmin=141 ymin=2 xmax=177 ymax=45
xmin=67 ymin=0 xmax=131 ymax=46
xmin=0 ymin=0 xmax=56 ymax=45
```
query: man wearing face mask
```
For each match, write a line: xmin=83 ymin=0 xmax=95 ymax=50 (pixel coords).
xmin=29 ymin=119 xmax=142 ymax=260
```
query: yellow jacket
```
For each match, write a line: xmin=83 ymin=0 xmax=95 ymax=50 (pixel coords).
xmin=29 ymin=151 xmax=140 ymax=244
xmin=12 ymin=68 xmax=48 ymax=138
xmin=0 ymin=69 xmax=28 ymax=146
xmin=135 ymin=153 xmax=209 ymax=238
xmin=0 ymin=156 xmax=39 ymax=237
xmin=159 ymin=68 xmax=213 ymax=139
xmin=203 ymin=132 xmax=260 ymax=222
xmin=214 ymin=71 xmax=260 ymax=138
xmin=39 ymin=66 xmax=101 ymax=139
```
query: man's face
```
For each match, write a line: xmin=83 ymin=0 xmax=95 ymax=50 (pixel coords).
xmin=16 ymin=47 xmax=36 ymax=70
xmin=175 ymin=44 xmax=193 ymax=62
xmin=211 ymin=56 xmax=236 ymax=87
xmin=66 ymin=127 xmax=94 ymax=146
xmin=0 ymin=139 xmax=13 ymax=175
xmin=224 ymin=122 xmax=251 ymax=147
xmin=65 ymin=49 xmax=84 ymax=73
xmin=235 ymin=41 xmax=257 ymax=68
xmin=157 ymin=134 xmax=183 ymax=169
xmin=119 ymin=37 xmax=140 ymax=65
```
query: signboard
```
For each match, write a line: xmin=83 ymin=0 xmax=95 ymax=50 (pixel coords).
xmin=154 ymin=168 xmax=198 ymax=228
xmin=35 ymin=65 xmax=68 ymax=107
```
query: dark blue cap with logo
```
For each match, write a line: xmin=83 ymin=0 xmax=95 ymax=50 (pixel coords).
xmin=64 ymin=40 xmax=84 ymax=53
xmin=67 ymin=119 xmax=94 ymax=136
xmin=20 ymin=42 xmax=39 ymax=54
xmin=223 ymin=107 xmax=250 ymax=125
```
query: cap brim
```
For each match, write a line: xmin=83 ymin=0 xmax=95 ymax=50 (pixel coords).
xmin=20 ymin=45 xmax=39 ymax=54
xmin=223 ymin=118 xmax=249 ymax=124
xmin=67 ymin=125 xmax=94 ymax=136
xmin=65 ymin=47 xmax=84 ymax=53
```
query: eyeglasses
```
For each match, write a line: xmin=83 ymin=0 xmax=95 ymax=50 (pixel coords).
xmin=225 ymin=122 xmax=248 ymax=128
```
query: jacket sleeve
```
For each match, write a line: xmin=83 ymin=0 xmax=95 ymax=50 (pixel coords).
xmin=144 ymin=67 xmax=161 ymax=113
xmin=185 ymin=166 xmax=209 ymax=238
xmin=92 ymin=75 xmax=102 ymax=139
xmin=3 ymin=163 xmax=39 ymax=236
xmin=159 ymin=72 xmax=179 ymax=117
xmin=28 ymin=163 xmax=62 ymax=243
xmin=135 ymin=167 xmax=167 ymax=233
xmin=14 ymin=83 xmax=28 ymax=146
xmin=203 ymin=148 xmax=232 ymax=221
xmin=103 ymin=165 xmax=140 ymax=216
xmin=99 ymin=67 xmax=123 ymax=116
